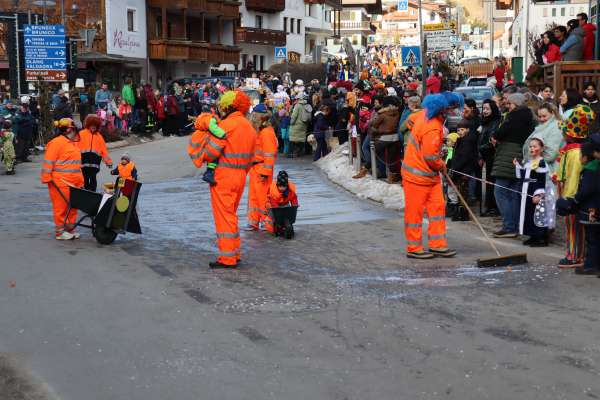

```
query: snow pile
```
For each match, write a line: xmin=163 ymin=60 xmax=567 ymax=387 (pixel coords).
xmin=315 ymin=142 xmax=405 ymax=210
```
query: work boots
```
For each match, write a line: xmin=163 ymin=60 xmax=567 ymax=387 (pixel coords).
xmin=387 ymin=173 xmax=401 ymax=184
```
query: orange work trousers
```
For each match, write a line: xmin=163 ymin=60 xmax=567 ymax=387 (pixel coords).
xmin=403 ymin=180 xmax=447 ymax=252
xmin=247 ymin=167 xmax=272 ymax=228
xmin=48 ymin=183 xmax=77 ymax=235
xmin=210 ymin=169 xmax=246 ymax=265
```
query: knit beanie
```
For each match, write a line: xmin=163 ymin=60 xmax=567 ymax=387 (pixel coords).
xmin=561 ymin=104 xmax=595 ymax=139
xmin=277 ymin=171 xmax=289 ymax=188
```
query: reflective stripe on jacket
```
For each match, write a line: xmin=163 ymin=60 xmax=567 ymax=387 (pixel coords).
xmin=77 ymin=129 xmax=112 ymax=169
xmin=41 ymin=135 xmax=84 ymax=186
xmin=252 ymin=126 xmax=278 ymax=177
xmin=401 ymin=110 xmax=444 ymax=186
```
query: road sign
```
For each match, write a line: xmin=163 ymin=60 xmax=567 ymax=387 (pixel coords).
xmin=401 ymin=46 xmax=420 ymax=66
xmin=423 ymin=21 xmax=456 ymax=31
xmin=24 ymin=24 xmax=67 ymax=82
xmin=397 ymin=0 xmax=408 ymax=12
xmin=461 ymin=24 xmax=471 ymax=34
xmin=425 ymin=29 xmax=455 ymax=52
xmin=275 ymin=47 xmax=287 ymax=59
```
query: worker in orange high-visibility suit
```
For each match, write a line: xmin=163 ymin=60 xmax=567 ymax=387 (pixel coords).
xmin=110 ymin=152 xmax=138 ymax=181
xmin=77 ymin=114 xmax=112 ymax=192
xmin=264 ymin=170 xmax=299 ymax=234
xmin=188 ymin=90 xmax=256 ymax=268
xmin=401 ymin=92 xmax=463 ymax=259
xmin=246 ymin=103 xmax=278 ymax=230
xmin=40 ymin=118 xmax=84 ymax=240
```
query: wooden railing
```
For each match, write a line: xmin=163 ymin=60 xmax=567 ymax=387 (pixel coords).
xmin=529 ymin=61 xmax=600 ymax=96
xmin=147 ymin=0 xmax=239 ymax=17
xmin=245 ymin=0 xmax=285 ymax=12
xmin=148 ymin=40 xmax=240 ymax=64
xmin=235 ymin=27 xmax=286 ymax=46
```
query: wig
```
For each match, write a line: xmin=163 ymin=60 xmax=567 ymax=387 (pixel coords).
xmin=219 ymin=90 xmax=252 ymax=114
xmin=422 ymin=94 xmax=449 ymax=119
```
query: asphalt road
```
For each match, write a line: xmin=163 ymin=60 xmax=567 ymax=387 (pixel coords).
xmin=1 ymin=137 xmax=599 ymax=400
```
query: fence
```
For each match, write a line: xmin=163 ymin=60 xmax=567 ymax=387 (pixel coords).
xmin=528 ymin=61 xmax=600 ymax=96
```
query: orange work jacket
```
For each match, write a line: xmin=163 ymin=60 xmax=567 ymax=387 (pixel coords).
xmin=41 ymin=134 xmax=84 ymax=187
xmin=267 ymin=181 xmax=299 ymax=208
xmin=252 ymin=126 xmax=278 ymax=177
xmin=401 ymin=110 xmax=445 ymax=186
xmin=117 ymin=162 xmax=136 ymax=180
xmin=77 ymin=129 xmax=112 ymax=169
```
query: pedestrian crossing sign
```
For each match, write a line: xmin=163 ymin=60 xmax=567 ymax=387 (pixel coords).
xmin=275 ymin=47 xmax=287 ymax=59
xmin=397 ymin=0 xmax=408 ymax=12
xmin=401 ymin=46 xmax=421 ymax=66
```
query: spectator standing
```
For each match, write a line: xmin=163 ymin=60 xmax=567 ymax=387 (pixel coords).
xmin=95 ymin=83 xmax=112 ymax=110
xmin=582 ymin=82 xmax=600 ymax=135
xmin=425 ymin=72 xmax=442 ymax=94
xmin=522 ymin=103 xmax=563 ymax=174
xmin=13 ymin=103 xmax=34 ymax=162
xmin=560 ymin=20 xmax=585 ymax=61
xmin=313 ymin=105 xmax=332 ymax=161
xmin=164 ymin=89 xmax=179 ymax=137
xmin=542 ymin=31 xmax=562 ymax=64
xmin=478 ymin=99 xmax=501 ymax=216
xmin=577 ymin=12 xmax=596 ymax=61
xmin=553 ymin=26 xmax=568 ymax=46
xmin=491 ymin=93 xmax=535 ymax=238
xmin=558 ymin=88 xmax=583 ymax=119
xmin=289 ymin=93 xmax=312 ymax=157
xmin=538 ymin=84 xmax=554 ymax=102
xmin=493 ymin=58 xmax=506 ymax=90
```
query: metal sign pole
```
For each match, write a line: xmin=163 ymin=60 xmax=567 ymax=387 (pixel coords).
xmin=14 ymin=13 xmax=21 ymax=96
xmin=419 ymin=0 xmax=427 ymax=96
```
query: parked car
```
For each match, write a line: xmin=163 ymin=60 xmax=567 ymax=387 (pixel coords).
xmin=459 ymin=57 xmax=491 ymax=65
xmin=446 ymin=86 xmax=498 ymax=131
xmin=458 ymin=77 xmax=489 ymax=87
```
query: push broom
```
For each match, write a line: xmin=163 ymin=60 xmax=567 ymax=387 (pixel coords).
xmin=443 ymin=171 xmax=528 ymax=268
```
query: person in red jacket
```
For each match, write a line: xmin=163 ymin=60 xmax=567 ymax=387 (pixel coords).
xmin=426 ymin=72 xmax=442 ymax=94
xmin=542 ymin=31 xmax=562 ymax=63
xmin=493 ymin=58 xmax=505 ymax=90
xmin=577 ymin=12 xmax=596 ymax=61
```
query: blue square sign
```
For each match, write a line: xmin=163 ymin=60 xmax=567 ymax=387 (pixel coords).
xmin=401 ymin=46 xmax=421 ymax=66
xmin=397 ymin=0 xmax=408 ymax=12
xmin=24 ymin=24 xmax=67 ymax=82
xmin=275 ymin=47 xmax=287 ymax=59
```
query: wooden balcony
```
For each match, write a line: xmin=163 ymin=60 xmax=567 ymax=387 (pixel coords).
xmin=147 ymin=0 xmax=239 ymax=18
xmin=148 ymin=40 xmax=240 ymax=64
xmin=245 ymin=0 xmax=285 ymax=12
xmin=235 ymin=27 xmax=286 ymax=46
xmin=304 ymin=0 xmax=342 ymax=9
xmin=528 ymin=61 xmax=600 ymax=96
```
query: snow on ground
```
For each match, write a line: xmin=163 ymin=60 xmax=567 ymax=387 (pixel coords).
xmin=314 ymin=142 xmax=405 ymax=211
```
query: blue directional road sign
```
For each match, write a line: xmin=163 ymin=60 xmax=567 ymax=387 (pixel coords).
xmin=24 ymin=24 xmax=68 ymax=82
xmin=401 ymin=46 xmax=421 ymax=66
xmin=397 ymin=0 xmax=408 ymax=12
xmin=275 ymin=47 xmax=287 ymax=59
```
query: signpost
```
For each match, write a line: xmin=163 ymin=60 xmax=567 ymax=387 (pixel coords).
xmin=401 ymin=46 xmax=421 ymax=66
xmin=397 ymin=0 xmax=408 ymax=12
xmin=274 ymin=46 xmax=287 ymax=60
xmin=24 ymin=24 xmax=67 ymax=82
xmin=424 ymin=29 xmax=455 ymax=52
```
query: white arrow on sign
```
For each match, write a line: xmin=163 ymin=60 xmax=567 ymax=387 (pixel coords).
xmin=57 ymin=72 xmax=66 ymax=79
xmin=56 ymin=50 xmax=66 ymax=56
xmin=25 ymin=38 xmax=31 ymax=45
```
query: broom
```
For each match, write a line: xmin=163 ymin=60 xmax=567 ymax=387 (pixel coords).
xmin=444 ymin=171 xmax=528 ymax=268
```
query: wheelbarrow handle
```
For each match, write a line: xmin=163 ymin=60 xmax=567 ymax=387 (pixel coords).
xmin=49 ymin=180 xmax=69 ymax=204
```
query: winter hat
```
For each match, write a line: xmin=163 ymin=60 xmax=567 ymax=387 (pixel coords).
xmin=121 ymin=152 xmax=131 ymax=161
xmin=219 ymin=90 xmax=251 ymax=114
xmin=561 ymin=104 xmax=595 ymax=139
xmin=446 ymin=132 xmax=460 ymax=145
xmin=277 ymin=171 xmax=289 ymax=188
xmin=507 ymin=93 xmax=527 ymax=108
xmin=252 ymin=103 xmax=268 ymax=113
xmin=386 ymin=87 xmax=397 ymax=97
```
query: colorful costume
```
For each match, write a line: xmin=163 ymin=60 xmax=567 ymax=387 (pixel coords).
xmin=516 ymin=158 xmax=549 ymax=241
xmin=265 ymin=172 xmax=298 ymax=237
xmin=558 ymin=105 xmax=594 ymax=265
xmin=0 ymin=129 xmax=15 ymax=174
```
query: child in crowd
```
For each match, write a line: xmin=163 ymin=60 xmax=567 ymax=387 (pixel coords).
xmin=186 ymin=112 xmax=226 ymax=186
xmin=0 ymin=120 xmax=16 ymax=175
xmin=557 ymin=141 xmax=600 ymax=275
xmin=556 ymin=104 xmax=594 ymax=267
xmin=278 ymin=104 xmax=291 ymax=156
xmin=443 ymin=132 xmax=460 ymax=217
xmin=449 ymin=120 xmax=477 ymax=221
xmin=265 ymin=171 xmax=299 ymax=239
xmin=111 ymin=153 xmax=138 ymax=182
xmin=514 ymin=138 xmax=550 ymax=247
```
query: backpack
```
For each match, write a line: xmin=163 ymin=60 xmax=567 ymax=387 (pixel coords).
xmin=300 ymin=104 xmax=312 ymax=124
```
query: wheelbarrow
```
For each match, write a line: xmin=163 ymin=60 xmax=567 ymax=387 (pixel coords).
xmin=57 ymin=178 xmax=142 ymax=244
xmin=268 ymin=205 xmax=298 ymax=239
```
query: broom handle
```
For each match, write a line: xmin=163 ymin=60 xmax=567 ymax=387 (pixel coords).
xmin=444 ymin=171 xmax=502 ymax=257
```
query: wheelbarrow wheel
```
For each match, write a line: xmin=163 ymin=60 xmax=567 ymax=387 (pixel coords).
xmin=93 ymin=225 xmax=118 ymax=245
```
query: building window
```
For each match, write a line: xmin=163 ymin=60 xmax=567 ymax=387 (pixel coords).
xmin=552 ymin=8 xmax=556 ymax=17
xmin=297 ymin=19 xmax=301 ymax=34
xmin=127 ymin=8 xmax=136 ymax=32
xmin=259 ymin=55 xmax=265 ymax=70
xmin=255 ymin=15 xmax=263 ymax=29
xmin=290 ymin=18 xmax=295 ymax=33
xmin=561 ymin=7 xmax=565 ymax=16
xmin=284 ymin=17 xmax=288 ymax=33
xmin=156 ymin=16 xmax=162 ymax=37
xmin=543 ymin=8 xmax=547 ymax=17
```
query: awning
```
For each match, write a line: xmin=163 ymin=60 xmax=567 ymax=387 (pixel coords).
xmin=305 ymin=27 xmax=334 ymax=35
xmin=78 ymin=51 xmax=143 ymax=63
